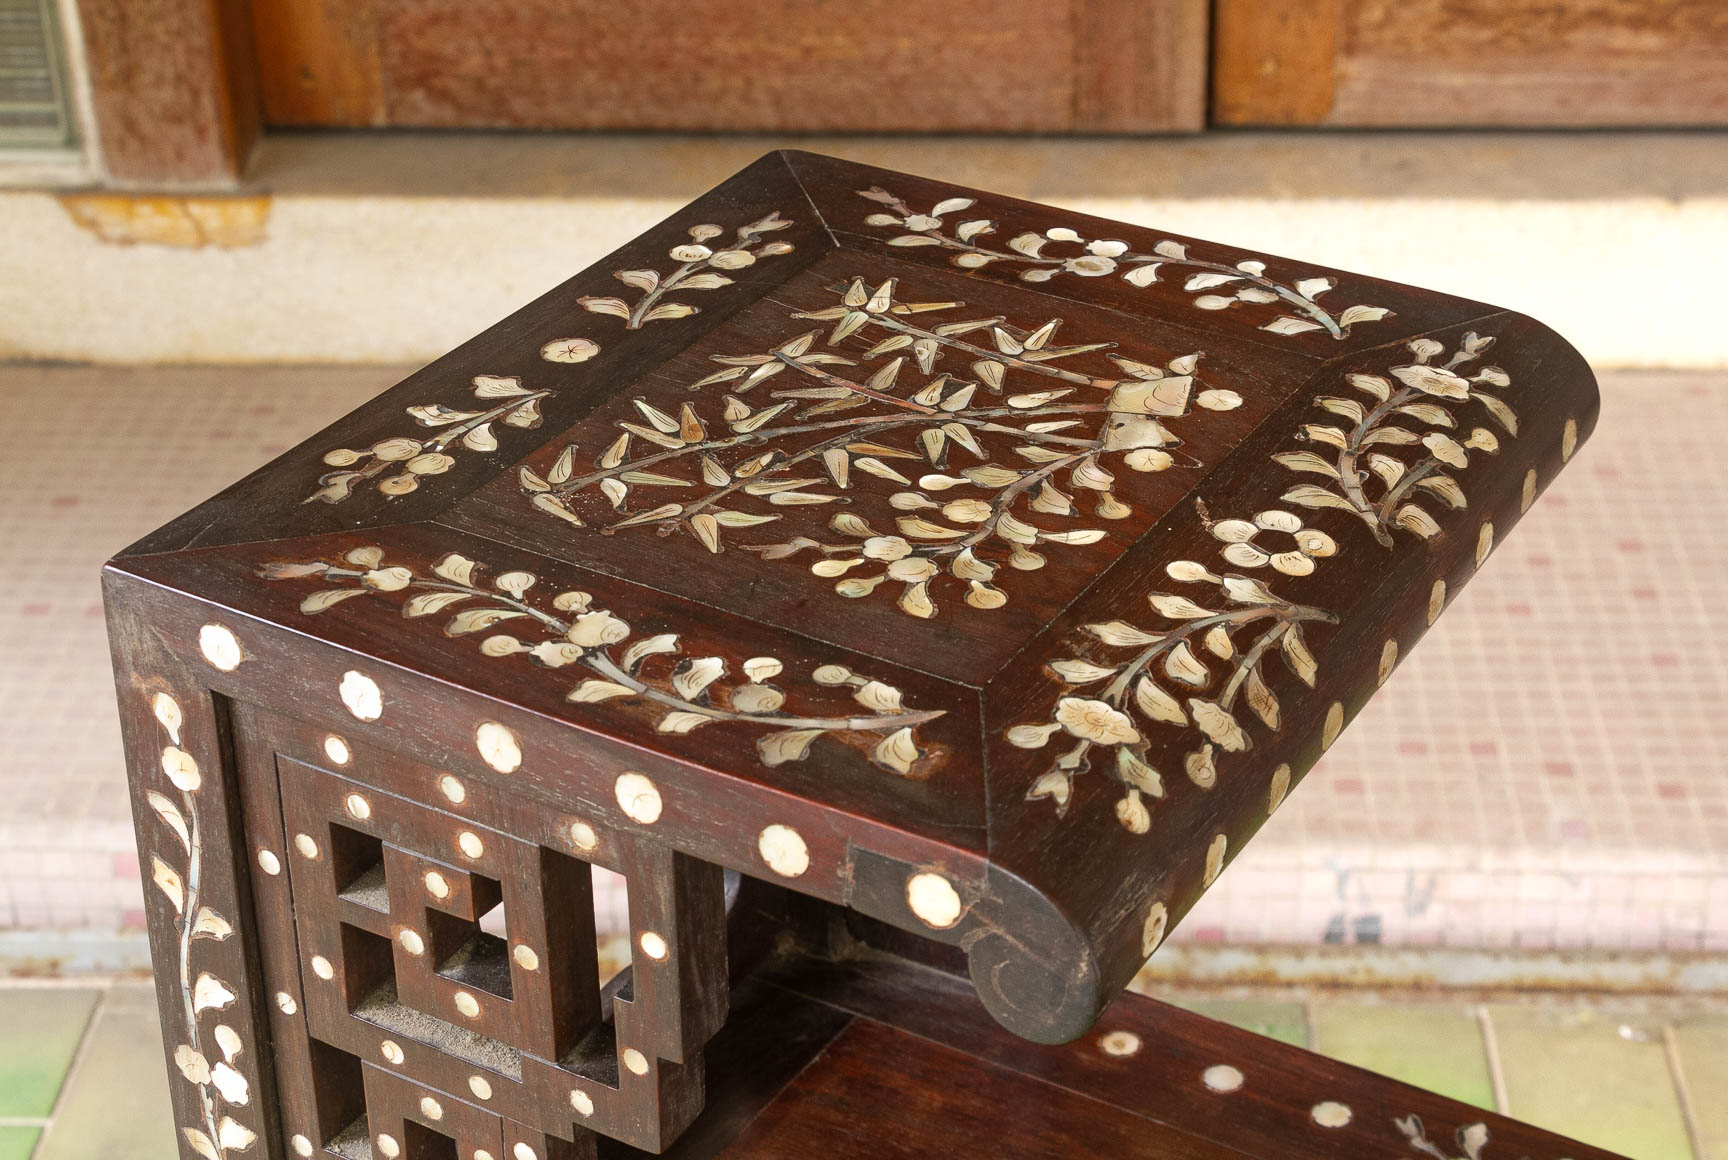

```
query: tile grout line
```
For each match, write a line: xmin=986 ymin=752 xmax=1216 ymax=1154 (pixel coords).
xmin=28 ymin=983 xmax=109 ymax=1160
xmin=1476 ymin=1003 xmax=1511 ymax=1115
xmin=1663 ymin=1023 xmax=1709 ymax=1160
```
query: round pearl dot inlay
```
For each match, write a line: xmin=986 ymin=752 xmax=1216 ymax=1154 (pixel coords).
xmin=376 ymin=1135 xmax=400 ymax=1159
xmin=310 ymin=955 xmax=334 ymax=980
xmin=458 ymin=831 xmax=485 ymax=859
xmin=323 ymin=735 xmax=350 ymax=765
xmin=291 ymin=1134 xmax=314 ymax=1157
xmin=513 ymin=944 xmax=539 ymax=971
xmin=380 ymin=1040 xmax=404 ymax=1065
xmin=570 ymin=1090 xmax=594 ymax=1117
xmin=344 ymin=793 xmax=371 ymax=821
xmin=424 ymin=871 xmax=450 ymax=899
xmin=198 ymin=624 xmax=243 ymax=671
xmin=469 ymin=1074 xmax=493 ymax=1101
xmin=513 ymin=1146 xmax=537 ymax=1160
xmin=615 ymin=773 xmax=662 ymax=824
xmin=420 ymin=1097 xmax=443 ymax=1120
xmin=339 ymin=670 xmax=383 ymax=721
xmin=275 ymin=992 xmax=298 ymax=1015
xmin=257 ymin=850 xmax=282 ymax=876
xmin=757 ymin=824 xmax=810 ymax=878
xmin=399 ymin=930 xmax=425 ymax=956
xmin=623 ymin=1048 xmax=649 ymax=1076
xmin=569 ymin=821 xmax=598 ymax=851
xmin=1099 ymin=1030 xmax=1141 ymax=1057
xmin=1203 ymin=1064 xmax=1244 ymax=1093
xmin=1312 ymin=1101 xmax=1353 ymax=1128
xmin=439 ymin=774 xmax=467 ymax=804
xmin=639 ymin=931 xmax=668 ymax=961
xmin=294 ymin=833 xmax=319 ymax=860
xmin=453 ymin=990 xmax=480 ymax=1018
xmin=906 ymin=872 xmax=963 ymax=929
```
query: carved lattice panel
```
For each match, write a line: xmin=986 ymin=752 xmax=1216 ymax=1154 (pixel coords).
xmin=269 ymin=753 xmax=727 ymax=1156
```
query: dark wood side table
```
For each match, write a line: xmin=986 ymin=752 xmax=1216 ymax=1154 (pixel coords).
xmin=106 ymin=151 xmax=1609 ymax=1160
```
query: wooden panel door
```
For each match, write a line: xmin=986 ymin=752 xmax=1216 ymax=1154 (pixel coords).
xmin=248 ymin=0 xmax=1208 ymax=133
xmin=1214 ymin=0 xmax=1728 ymax=127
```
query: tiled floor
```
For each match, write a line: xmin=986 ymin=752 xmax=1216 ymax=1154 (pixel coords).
xmin=2 ymin=970 xmax=1721 ymax=1160
xmin=0 ymin=364 xmax=1725 ymax=953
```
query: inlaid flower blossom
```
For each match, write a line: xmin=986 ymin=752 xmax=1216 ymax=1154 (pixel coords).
xmin=1208 ymin=510 xmax=1337 ymax=576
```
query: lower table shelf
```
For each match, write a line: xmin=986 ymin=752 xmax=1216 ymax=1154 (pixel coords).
xmin=629 ymin=946 xmax=1623 ymax=1160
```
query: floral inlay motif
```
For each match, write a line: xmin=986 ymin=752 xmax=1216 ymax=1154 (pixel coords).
xmin=856 ymin=188 xmax=1390 ymax=340
xmin=143 ymin=691 xmax=256 ymax=1159
xmin=524 ymin=278 xmax=1239 ymax=618
xmin=1396 ymin=1116 xmax=1492 ymax=1160
xmin=1011 ymin=506 xmax=1337 ymax=833
xmin=306 ymin=211 xmax=794 ymax=507
xmin=310 ymin=374 xmax=563 ymax=505
xmin=1275 ymin=332 xmax=1516 ymax=547
xmin=262 ymin=546 xmax=943 ymax=774
xmin=571 ymin=212 xmax=794 ymax=331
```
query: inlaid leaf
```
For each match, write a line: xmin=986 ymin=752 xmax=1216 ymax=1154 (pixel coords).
xmin=567 ymin=680 xmax=637 ymax=703
xmin=151 ymin=856 xmax=184 ymax=914
xmin=1478 ymin=393 xmax=1519 ymax=435
xmin=192 ymin=908 xmax=233 ymax=941
xmin=690 ymin=512 xmax=721 ymax=553
xmin=1395 ymin=503 xmax=1442 ymax=537
xmin=1273 ymin=451 xmax=1340 ymax=478
xmin=1086 ymin=621 xmax=1161 ymax=647
xmin=671 ymin=657 xmax=725 ymax=699
xmin=1203 ymin=624 xmax=1234 ymax=659
xmin=1048 ymin=659 xmax=1116 ymax=684
xmin=527 ymin=641 xmax=582 ymax=666
xmin=854 ymin=681 xmax=904 ymax=712
xmin=584 ymin=295 xmax=632 ymax=318
xmin=1281 ymin=484 xmax=1359 ymax=514
xmin=434 ymin=553 xmax=480 ymax=585
xmin=1245 ymin=666 xmax=1280 ymax=729
xmin=715 ymin=511 xmax=780 ymax=528
xmin=1318 ymin=396 xmax=1365 ymax=422
xmin=1281 ymin=626 xmax=1318 ymax=686
xmin=533 ymin=493 xmax=584 ymax=525
xmin=183 ymin=1129 xmax=219 ymax=1160
xmin=1134 ymin=677 xmax=1187 ymax=726
xmin=657 ymin=711 xmax=716 ymax=734
xmin=192 ymin=972 xmax=237 ymax=1013
xmin=619 ymin=632 xmax=678 ymax=671
xmin=1189 ymin=699 xmax=1248 ymax=752
xmin=1417 ymin=475 xmax=1468 ymax=508
xmin=404 ymin=591 xmax=469 ymax=618
xmin=446 ymin=608 xmax=529 ymax=635
xmin=643 ymin=302 xmax=698 ymax=323
xmin=210 ymin=1062 xmax=249 ymax=1105
xmin=217 ymin=1117 xmax=256 ymax=1151
xmin=299 ymin=589 xmax=365 ymax=614
xmin=731 ymin=683 xmax=786 ymax=713
xmin=147 ymin=791 xmax=189 ymax=852
xmin=1262 ymin=316 xmax=1324 ymax=335
xmin=1148 ymin=594 xmax=1215 ymax=619
xmin=873 ymin=727 xmax=920 ymax=776
xmin=1116 ymin=748 xmax=1163 ymax=797
xmin=214 ymin=1025 xmax=243 ymax=1063
xmin=758 ymin=729 xmax=824 ymax=766
xmin=1339 ymin=304 xmax=1390 ymax=327
xmin=473 ymin=375 xmax=531 ymax=399
xmin=1164 ymin=641 xmax=1210 ymax=687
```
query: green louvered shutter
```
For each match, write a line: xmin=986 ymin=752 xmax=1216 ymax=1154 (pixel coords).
xmin=0 ymin=0 xmax=72 ymax=148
